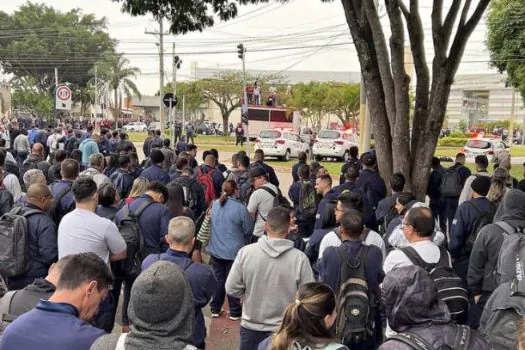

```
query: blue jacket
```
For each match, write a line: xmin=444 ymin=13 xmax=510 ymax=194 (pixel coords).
xmin=15 ymin=204 xmax=57 ymax=279
xmin=288 ymin=180 xmax=316 ymax=224
xmin=314 ymin=189 xmax=338 ymax=229
xmin=355 ymin=169 xmax=387 ymax=211
xmin=450 ymin=197 xmax=493 ymax=259
xmin=141 ymin=164 xmax=171 ymax=185
xmin=109 ymin=169 xmax=134 ymax=200
xmin=114 ymin=194 xmax=173 ymax=254
xmin=376 ymin=193 xmax=400 ymax=226
xmin=0 ymin=300 xmax=105 ymax=350
xmin=207 ymin=197 xmax=254 ymax=260
xmin=176 ymin=141 xmax=188 ymax=154
xmin=50 ymin=180 xmax=75 ymax=223
xmin=305 ymin=226 xmax=336 ymax=275
xmin=339 ymin=157 xmax=361 ymax=185
xmin=79 ymin=139 xmax=99 ymax=166
xmin=196 ymin=165 xmax=225 ymax=198
xmin=142 ymin=249 xmax=217 ymax=348
xmin=291 ymin=162 xmax=306 ymax=183
xmin=252 ymin=161 xmax=279 ymax=187
xmin=331 ymin=181 xmax=377 ymax=230
xmin=108 ymin=138 xmax=118 ymax=154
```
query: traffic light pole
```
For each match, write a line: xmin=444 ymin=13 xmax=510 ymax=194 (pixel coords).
xmin=242 ymin=52 xmax=251 ymax=157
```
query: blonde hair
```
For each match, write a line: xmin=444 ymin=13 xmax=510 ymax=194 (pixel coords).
xmin=129 ymin=177 xmax=150 ymax=199
xmin=270 ymin=283 xmax=336 ymax=350
xmin=487 ymin=167 xmax=508 ymax=206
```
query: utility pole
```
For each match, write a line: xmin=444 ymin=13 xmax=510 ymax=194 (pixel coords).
xmin=509 ymin=89 xmax=516 ymax=147
xmin=145 ymin=18 xmax=168 ymax=131
xmin=238 ymin=43 xmax=250 ymax=155
xmin=182 ymin=95 xmax=186 ymax=135
xmin=172 ymin=45 xmax=182 ymax=144
xmin=94 ymin=66 xmax=98 ymax=121
xmin=54 ymin=68 xmax=59 ymax=126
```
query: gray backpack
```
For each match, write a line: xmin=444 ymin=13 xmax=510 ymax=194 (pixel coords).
xmin=480 ymin=279 xmax=525 ymax=350
xmin=495 ymin=221 xmax=525 ymax=285
xmin=0 ymin=207 xmax=40 ymax=277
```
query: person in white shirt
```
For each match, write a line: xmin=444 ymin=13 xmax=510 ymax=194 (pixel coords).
xmin=458 ymin=155 xmax=490 ymax=205
xmin=383 ymin=207 xmax=452 ymax=275
xmin=318 ymin=192 xmax=386 ymax=262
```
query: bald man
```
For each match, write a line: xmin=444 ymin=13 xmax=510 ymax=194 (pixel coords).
xmin=8 ymin=183 xmax=57 ymax=290
xmin=196 ymin=153 xmax=225 ymax=198
xmin=20 ymin=143 xmax=52 ymax=185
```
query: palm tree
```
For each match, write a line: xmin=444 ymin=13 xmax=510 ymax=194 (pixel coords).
xmin=94 ymin=52 xmax=141 ymax=119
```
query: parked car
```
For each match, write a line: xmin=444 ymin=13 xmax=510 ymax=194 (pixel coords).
xmin=313 ymin=129 xmax=358 ymax=162
xmin=195 ymin=123 xmax=213 ymax=135
xmin=148 ymin=122 xmax=161 ymax=131
xmin=123 ymin=122 xmax=147 ymax=132
xmin=255 ymin=129 xmax=310 ymax=161
xmin=463 ymin=137 xmax=509 ymax=162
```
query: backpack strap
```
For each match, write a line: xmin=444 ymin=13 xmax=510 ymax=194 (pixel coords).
xmin=453 ymin=325 xmax=471 ymax=350
xmin=132 ymin=200 xmax=154 ymax=218
xmin=495 ymin=221 xmax=516 ymax=236
xmin=388 ymin=332 xmax=434 ymax=350
xmin=260 ymin=186 xmax=277 ymax=198
xmin=336 ymin=244 xmax=369 ymax=291
xmin=0 ymin=290 xmax=20 ymax=323
xmin=400 ymin=246 xmax=435 ymax=272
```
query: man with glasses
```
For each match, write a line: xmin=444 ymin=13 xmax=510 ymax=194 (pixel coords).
xmin=383 ymin=206 xmax=452 ymax=275
xmin=7 ymin=184 xmax=57 ymax=290
xmin=247 ymin=166 xmax=280 ymax=241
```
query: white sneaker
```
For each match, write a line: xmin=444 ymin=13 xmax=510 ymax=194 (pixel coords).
xmin=211 ymin=310 xmax=223 ymax=318
xmin=228 ymin=315 xmax=241 ymax=321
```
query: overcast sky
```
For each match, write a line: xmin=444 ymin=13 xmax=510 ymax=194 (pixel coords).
xmin=3 ymin=0 xmax=495 ymax=95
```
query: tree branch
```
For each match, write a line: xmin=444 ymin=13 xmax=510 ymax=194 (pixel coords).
xmin=398 ymin=1 xmax=409 ymax=17
xmin=459 ymin=0 xmax=473 ymax=26
xmin=442 ymin=0 xmax=462 ymax=40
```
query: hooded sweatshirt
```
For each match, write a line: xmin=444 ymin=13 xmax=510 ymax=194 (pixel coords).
xmin=379 ymin=265 xmax=491 ymax=350
xmin=468 ymin=189 xmax=525 ymax=296
xmin=90 ymin=261 xmax=195 ymax=350
xmin=225 ymin=236 xmax=314 ymax=332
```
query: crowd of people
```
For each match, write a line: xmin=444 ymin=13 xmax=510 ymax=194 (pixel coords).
xmin=1 ymin=119 xmax=525 ymax=350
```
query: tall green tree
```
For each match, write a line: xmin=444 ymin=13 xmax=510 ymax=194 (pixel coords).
xmin=486 ymin=0 xmax=525 ymax=101
xmin=164 ymin=81 xmax=206 ymax=123
xmin=11 ymin=77 xmax=53 ymax=117
xmin=0 ymin=2 xmax=116 ymax=93
xmin=292 ymin=82 xmax=331 ymax=130
xmin=326 ymin=83 xmax=360 ymax=126
xmin=94 ymin=53 xmax=141 ymax=118
xmin=114 ymin=0 xmax=489 ymax=198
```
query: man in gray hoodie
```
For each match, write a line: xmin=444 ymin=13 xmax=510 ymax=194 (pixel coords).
xmin=226 ymin=206 xmax=314 ymax=350
xmin=468 ymin=189 xmax=525 ymax=328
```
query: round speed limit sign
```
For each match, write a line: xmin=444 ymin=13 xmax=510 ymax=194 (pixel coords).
xmin=56 ymin=85 xmax=71 ymax=101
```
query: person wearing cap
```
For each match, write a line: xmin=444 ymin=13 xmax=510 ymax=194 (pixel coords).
xmin=355 ymin=152 xmax=387 ymax=217
xmin=247 ymin=166 xmax=280 ymax=241
xmin=449 ymin=175 xmax=494 ymax=284
xmin=90 ymin=261 xmax=196 ymax=350
xmin=142 ymin=217 xmax=216 ymax=349
xmin=141 ymin=149 xmax=171 ymax=185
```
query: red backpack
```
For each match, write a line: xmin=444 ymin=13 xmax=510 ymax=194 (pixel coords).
xmin=197 ymin=167 xmax=217 ymax=207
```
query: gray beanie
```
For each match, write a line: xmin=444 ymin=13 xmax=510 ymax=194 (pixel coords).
xmin=125 ymin=261 xmax=194 ymax=350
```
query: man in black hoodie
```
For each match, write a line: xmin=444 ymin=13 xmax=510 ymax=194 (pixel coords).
xmin=355 ymin=152 xmax=386 ymax=212
xmin=468 ymin=189 xmax=525 ymax=328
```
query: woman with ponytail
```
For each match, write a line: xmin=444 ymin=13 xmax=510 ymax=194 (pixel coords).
xmin=207 ymin=180 xmax=254 ymax=320
xmin=259 ymin=282 xmax=347 ymax=350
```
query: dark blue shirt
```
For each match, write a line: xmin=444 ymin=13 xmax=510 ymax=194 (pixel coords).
xmin=141 ymin=164 xmax=171 ymax=185
xmin=291 ymin=162 xmax=306 ymax=183
xmin=109 ymin=169 xmax=134 ymax=200
xmin=288 ymin=180 xmax=316 ymax=224
xmin=339 ymin=157 xmax=361 ymax=185
xmin=0 ymin=300 xmax=105 ymax=350
xmin=314 ymin=189 xmax=338 ymax=230
xmin=450 ymin=196 xmax=493 ymax=259
xmin=50 ymin=180 xmax=75 ymax=223
xmin=114 ymin=194 xmax=173 ymax=254
xmin=355 ymin=169 xmax=387 ymax=211
xmin=142 ymin=249 xmax=216 ymax=348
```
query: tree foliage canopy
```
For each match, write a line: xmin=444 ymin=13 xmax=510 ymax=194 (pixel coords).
xmin=0 ymin=2 xmax=116 ymax=93
xmin=487 ymin=0 xmax=525 ymax=101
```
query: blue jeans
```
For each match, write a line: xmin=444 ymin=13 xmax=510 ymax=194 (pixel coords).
xmin=210 ymin=256 xmax=242 ymax=317
xmin=239 ymin=326 xmax=271 ymax=350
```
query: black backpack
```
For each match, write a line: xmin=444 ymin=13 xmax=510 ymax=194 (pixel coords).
xmin=401 ymin=246 xmax=469 ymax=323
xmin=113 ymin=201 xmax=153 ymax=280
xmin=465 ymin=201 xmax=495 ymax=253
xmin=334 ymin=245 xmax=376 ymax=345
xmin=50 ymin=187 xmax=74 ymax=225
xmin=381 ymin=204 xmax=399 ymax=235
xmin=260 ymin=186 xmax=291 ymax=208
xmin=298 ymin=180 xmax=318 ymax=221
xmin=389 ymin=324 xmax=471 ymax=350
xmin=440 ymin=167 xmax=462 ymax=197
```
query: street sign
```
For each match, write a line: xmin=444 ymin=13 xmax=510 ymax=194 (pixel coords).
xmin=55 ymin=84 xmax=72 ymax=110
xmin=163 ymin=93 xmax=178 ymax=108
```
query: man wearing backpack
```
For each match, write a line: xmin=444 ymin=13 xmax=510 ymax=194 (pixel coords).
xmin=318 ymin=210 xmax=384 ymax=349
xmin=355 ymin=152 xmax=387 ymax=213
xmin=50 ymin=159 xmax=79 ymax=225
xmin=291 ymin=151 xmax=308 ymax=183
xmin=252 ymin=149 xmax=279 ymax=187
xmin=379 ymin=265 xmax=491 ymax=350
xmin=288 ymin=165 xmax=318 ymax=239
xmin=142 ymin=217 xmax=216 ymax=349
xmin=247 ymin=167 xmax=281 ymax=241
xmin=6 ymin=184 xmax=57 ymax=290
xmin=314 ymin=174 xmax=337 ymax=230
xmin=459 ymin=155 xmax=490 ymax=205
xmin=468 ymin=189 xmax=525 ymax=329
xmin=109 ymin=155 xmax=134 ymax=200
xmin=141 ymin=149 xmax=171 ymax=185
xmin=196 ymin=154 xmax=225 ymax=199
xmin=450 ymin=176 xmax=493 ymax=284
xmin=226 ymin=207 xmax=314 ymax=350
xmin=227 ymin=154 xmax=250 ymax=188
xmin=20 ymin=143 xmax=51 ymax=184
xmin=442 ymin=153 xmax=472 ymax=233
xmin=376 ymin=173 xmax=405 ymax=233
xmin=170 ymin=167 xmax=206 ymax=218
xmin=338 ymin=146 xmax=361 ymax=185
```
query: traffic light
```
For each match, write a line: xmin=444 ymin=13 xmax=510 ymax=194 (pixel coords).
xmin=174 ymin=55 xmax=182 ymax=70
xmin=237 ymin=43 xmax=244 ymax=60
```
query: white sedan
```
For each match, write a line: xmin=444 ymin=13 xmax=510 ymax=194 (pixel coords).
xmin=123 ymin=122 xmax=148 ymax=132
xmin=255 ymin=129 xmax=310 ymax=161
xmin=313 ymin=129 xmax=358 ymax=161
